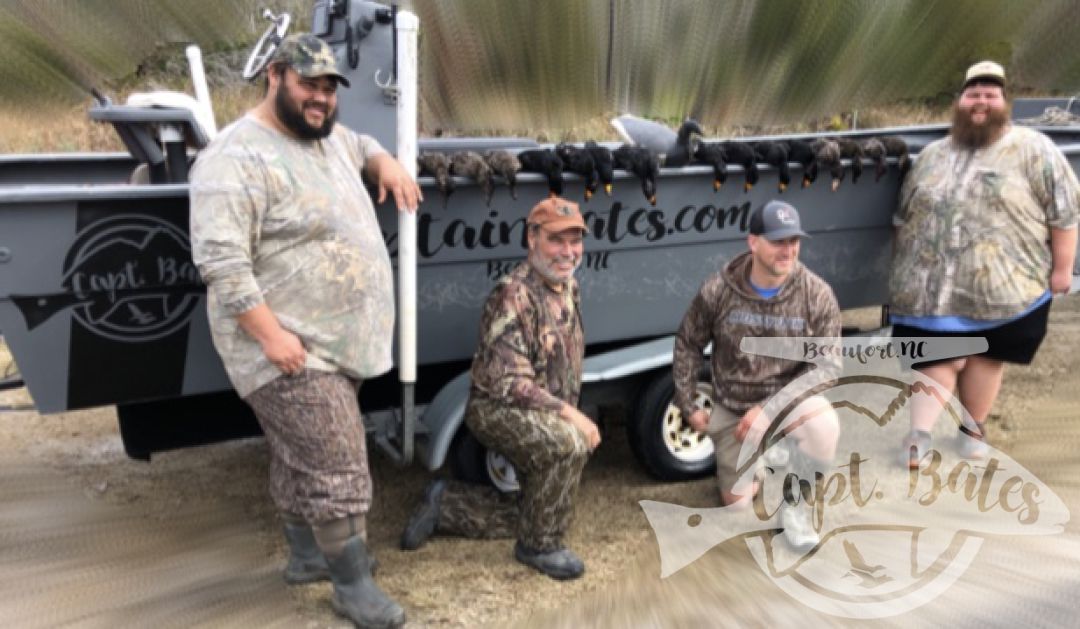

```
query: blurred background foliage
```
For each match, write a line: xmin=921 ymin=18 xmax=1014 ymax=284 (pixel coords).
xmin=3 ymin=0 xmax=1080 ymax=140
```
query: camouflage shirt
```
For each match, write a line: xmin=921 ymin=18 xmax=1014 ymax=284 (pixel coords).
xmin=891 ymin=125 xmax=1080 ymax=319
xmin=469 ymin=262 xmax=584 ymax=412
xmin=673 ymin=252 xmax=841 ymax=416
xmin=190 ymin=115 xmax=393 ymax=397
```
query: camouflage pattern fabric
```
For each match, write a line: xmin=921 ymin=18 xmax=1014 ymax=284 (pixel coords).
xmin=190 ymin=116 xmax=392 ymax=397
xmin=271 ymin=33 xmax=350 ymax=86
xmin=438 ymin=398 xmax=589 ymax=551
xmin=891 ymin=125 xmax=1080 ymax=320
xmin=673 ymin=251 xmax=841 ymax=417
xmin=436 ymin=262 xmax=589 ymax=551
xmin=469 ymin=262 xmax=584 ymax=413
xmin=245 ymin=370 xmax=371 ymax=523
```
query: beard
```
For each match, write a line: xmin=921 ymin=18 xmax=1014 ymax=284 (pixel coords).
xmin=950 ymin=101 xmax=1011 ymax=149
xmin=275 ymin=86 xmax=337 ymax=140
xmin=529 ymin=250 xmax=582 ymax=285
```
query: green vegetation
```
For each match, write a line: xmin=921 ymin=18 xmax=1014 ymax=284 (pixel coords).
xmin=2 ymin=0 xmax=1078 ymax=149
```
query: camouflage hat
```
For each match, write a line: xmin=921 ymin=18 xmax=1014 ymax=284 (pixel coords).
xmin=271 ymin=33 xmax=350 ymax=87
xmin=528 ymin=197 xmax=587 ymax=233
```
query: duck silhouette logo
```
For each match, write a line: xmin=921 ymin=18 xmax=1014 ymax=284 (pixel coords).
xmin=13 ymin=214 xmax=203 ymax=343
xmin=641 ymin=335 xmax=1070 ymax=618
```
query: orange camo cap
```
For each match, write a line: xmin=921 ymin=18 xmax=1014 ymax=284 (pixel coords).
xmin=527 ymin=197 xmax=587 ymax=234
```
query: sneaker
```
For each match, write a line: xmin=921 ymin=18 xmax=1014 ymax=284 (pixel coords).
xmin=514 ymin=541 xmax=585 ymax=580
xmin=901 ymin=431 xmax=932 ymax=469
xmin=781 ymin=502 xmax=820 ymax=551
xmin=956 ymin=424 xmax=990 ymax=460
xmin=400 ymin=479 xmax=446 ymax=551
xmin=764 ymin=440 xmax=791 ymax=469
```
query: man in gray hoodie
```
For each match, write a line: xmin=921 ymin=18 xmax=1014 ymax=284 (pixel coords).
xmin=672 ymin=200 xmax=841 ymax=550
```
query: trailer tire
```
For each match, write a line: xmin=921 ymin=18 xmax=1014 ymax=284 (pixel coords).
xmin=449 ymin=426 xmax=521 ymax=493
xmin=628 ymin=371 xmax=716 ymax=481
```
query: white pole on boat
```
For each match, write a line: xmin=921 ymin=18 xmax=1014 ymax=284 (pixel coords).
xmin=185 ymin=45 xmax=218 ymax=138
xmin=396 ymin=9 xmax=419 ymax=464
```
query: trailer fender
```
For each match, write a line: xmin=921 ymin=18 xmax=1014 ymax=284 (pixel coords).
xmin=417 ymin=369 xmax=471 ymax=471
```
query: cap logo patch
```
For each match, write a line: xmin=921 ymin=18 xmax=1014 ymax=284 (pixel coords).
xmin=776 ymin=208 xmax=796 ymax=224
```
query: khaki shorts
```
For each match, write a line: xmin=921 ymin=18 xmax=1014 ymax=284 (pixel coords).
xmin=705 ymin=404 xmax=762 ymax=497
xmin=706 ymin=394 xmax=831 ymax=497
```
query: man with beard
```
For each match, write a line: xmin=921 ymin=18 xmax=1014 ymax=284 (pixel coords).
xmin=891 ymin=61 xmax=1079 ymax=467
xmin=671 ymin=200 xmax=841 ymax=551
xmin=399 ymin=197 xmax=600 ymax=581
xmin=190 ymin=33 xmax=420 ymax=629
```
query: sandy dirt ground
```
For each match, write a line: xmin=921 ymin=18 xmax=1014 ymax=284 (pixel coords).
xmin=1 ymin=297 xmax=1079 ymax=627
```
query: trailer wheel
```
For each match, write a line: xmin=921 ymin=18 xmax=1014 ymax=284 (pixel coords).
xmin=628 ymin=371 xmax=716 ymax=481
xmin=449 ymin=426 xmax=520 ymax=493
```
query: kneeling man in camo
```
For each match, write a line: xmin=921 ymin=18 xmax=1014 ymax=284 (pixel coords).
xmin=400 ymin=197 xmax=601 ymax=580
xmin=673 ymin=200 xmax=841 ymax=550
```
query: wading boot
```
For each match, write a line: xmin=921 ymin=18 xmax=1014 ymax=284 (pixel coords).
xmin=401 ymin=479 xmax=446 ymax=550
xmin=327 ymin=536 xmax=405 ymax=628
xmin=282 ymin=522 xmax=330 ymax=585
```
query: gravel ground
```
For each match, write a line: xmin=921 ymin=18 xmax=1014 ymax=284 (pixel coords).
xmin=1 ymin=296 xmax=1079 ymax=627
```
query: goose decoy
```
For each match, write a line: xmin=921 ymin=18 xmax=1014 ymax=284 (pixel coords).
xmin=584 ymin=141 xmax=615 ymax=196
xmin=516 ymin=148 xmax=564 ymax=197
xmin=861 ymin=138 xmax=888 ymax=182
xmin=664 ymin=119 xmax=704 ymax=167
xmin=721 ymin=141 xmax=759 ymax=193
xmin=484 ymin=150 xmax=521 ymax=200
xmin=785 ymin=139 xmax=817 ymax=188
xmin=451 ymin=151 xmax=495 ymax=206
xmin=812 ymin=138 xmax=844 ymax=192
xmin=417 ymin=152 xmax=454 ymax=208
xmin=555 ymin=143 xmax=599 ymax=201
xmin=693 ymin=141 xmax=728 ymax=192
xmin=881 ymin=137 xmax=911 ymax=178
xmin=754 ymin=140 xmax=792 ymax=193
xmin=610 ymin=115 xmax=702 ymax=167
xmin=613 ymin=145 xmax=661 ymax=206
xmin=836 ymin=138 xmax=866 ymax=184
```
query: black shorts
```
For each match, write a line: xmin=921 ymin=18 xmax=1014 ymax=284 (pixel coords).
xmin=891 ymin=300 xmax=1051 ymax=367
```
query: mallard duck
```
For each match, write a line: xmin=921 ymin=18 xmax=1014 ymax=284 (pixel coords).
xmin=555 ymin=143 xmax=599 ymax=201
xmin=451 ymin=151 xmax=495 ymax=206
xmin=517 ymin=148 xmax=564 ymax=197
xmin=417 ymin=152 xmax=454 ymax=208
xmin=693 ymin=141 xmax=728 ymax=192
xmin=881 ymin=137 xmax=911 ymax=178
xmin=836 ymin=138 xmax=866 ymax=184
xmin=784 ymin=139 xmax=816 ymax=188
xmin=484 ymin=150 xmax=521 ymax=200
xmin=754 ymin=140 xmax=792 ymax=193
xmin=861 ymin=138 xmax=887 ymax=182
xmin=584 ymin=141 xmax=615 ymax=196
xmin=812 ymin=138 xmax=843 ymax=192
xmin=721 ymin=141 xmax=759 ymax=193
xmin=613 ymin=145 xmax=660 ymax=206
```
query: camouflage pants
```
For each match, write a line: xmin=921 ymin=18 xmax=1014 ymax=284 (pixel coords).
xmin=437 ymin=397 xmax=589 ymax=551
xmin=245 ymin=369 xmax=371 ymax=524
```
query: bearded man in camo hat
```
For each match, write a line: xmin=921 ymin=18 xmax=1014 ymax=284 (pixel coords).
xmin=190 ymin=32 xmax=421 ymax=628
xmin=399 ymin=197 xmax=601 ymax=581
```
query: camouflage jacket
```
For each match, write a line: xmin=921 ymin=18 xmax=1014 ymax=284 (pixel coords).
xmin=891 ymin=125 xmax=1080 ymax=319
xmin=190 ymin=115 xmax=393 ymax=397
xmin=468 ymin=262 xmax=584 ymax=413
xmin=673 ymin=252 xmax=841 ymax=416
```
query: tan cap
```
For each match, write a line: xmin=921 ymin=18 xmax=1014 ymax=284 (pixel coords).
xmin=527 ymin=197 xmax=587 ymax=233
xmin=963 ymin=60 xmax=1005 ymax=90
